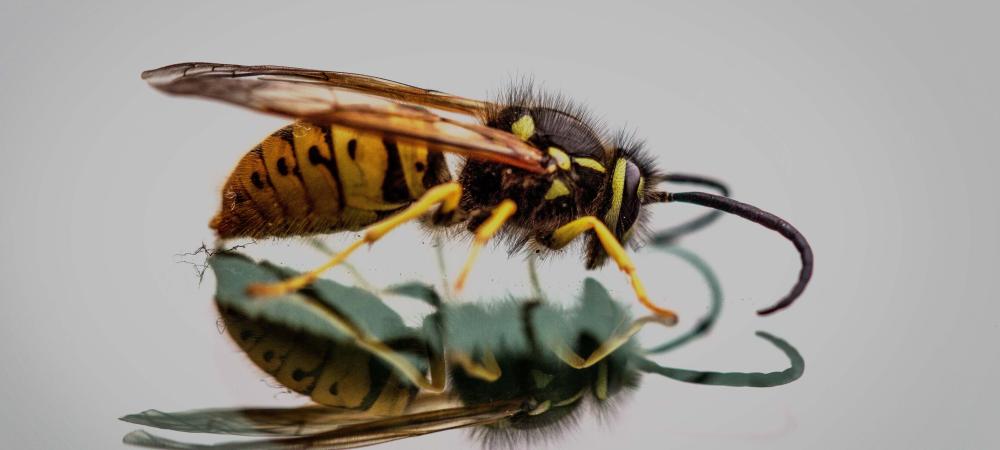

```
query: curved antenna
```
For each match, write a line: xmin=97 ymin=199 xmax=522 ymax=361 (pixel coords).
xmin=647 ymin=173 xmax=730 ymax=245
xmin=637 ymin=331 xmax=804 ymax=387
xmin=643 ymin=246 xmax=723 ymax=354
xmin=649 ymin=191 xmax=813 ymax=316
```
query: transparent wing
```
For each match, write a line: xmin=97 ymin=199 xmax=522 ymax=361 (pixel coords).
xmin=144 ymin=62 xmax=490 ymax=114
xmin=123 ymin=400 xmax=524 ymax=450
xmin=119 ymin=394 xmax=463 ymax=437
xmin=142 ymin=63 xmax=549 ymax=173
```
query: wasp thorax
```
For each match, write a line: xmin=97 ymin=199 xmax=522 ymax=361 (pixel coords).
xmin=489 ymin=107 xmax=606 ymax=160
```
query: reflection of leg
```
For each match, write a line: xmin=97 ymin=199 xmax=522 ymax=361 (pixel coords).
xmin=527 ymin=254 xmax=545 ymax=300
xmin=543 ymin=216 xmax=677 ymax=322
xmin=304 ymin=237 xmax=377 ymax=292
xmin=247 ymin=182 xmax=463 ymax=297
xmin=454 ymin=200 xmax=517 ymax=292
xmin=293 ymin=294 xmax=447 ymax=393
xmin=551 ymin=315 xmax=675 ymax=369
xmin=450 ymin=350 xmax=502 ymax=382
xmin=649 ymin=173 xmax=730 ymax=245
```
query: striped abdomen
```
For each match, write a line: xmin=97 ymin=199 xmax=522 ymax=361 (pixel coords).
xmin=211 ymin=121 xmax=451 ymax=239
xmin=219 ymin=305 xmax=417 ymax=414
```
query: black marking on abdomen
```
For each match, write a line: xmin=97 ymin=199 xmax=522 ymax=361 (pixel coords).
xmin=295 ymin=345 xmax=332 ymax=396
xmin=286 ymin=139 xmax=315 ymax=214
xmin=358 ymin=356 xmax=392 ymax=410
xmin=381 ymin=138 xmax=412 ymax=203
xmin=305 ymin=126 xmax=344 ymax=210
xmin=423 ymin=150 xmax=448 ymax=189
xmin=255 ymin=146 xmax=291 ymax=222
xmin=250 ymin=172 xmax=265 ymax=189
xmin=347 ymin=139 xmax=358 ymax=160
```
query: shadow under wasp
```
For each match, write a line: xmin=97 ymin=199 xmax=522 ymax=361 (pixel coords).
xmin=141 ymin=62 xmax=814 ymax=323
xmin=120 ymin=242 xmax=803 ymax=449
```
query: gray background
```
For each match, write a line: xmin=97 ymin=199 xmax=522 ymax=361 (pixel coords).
xmin=1 ymin=0 xmax=997 ymax=448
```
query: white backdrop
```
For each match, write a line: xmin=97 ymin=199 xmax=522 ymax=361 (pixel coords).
xmin=1 ymin=1 xmax=997 ymax=448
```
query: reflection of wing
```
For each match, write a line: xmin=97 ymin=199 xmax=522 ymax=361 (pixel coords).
xmin=142 ymin=63 xmax=550 ymax=173
xmin=120 ymin=405 xmax=378 ymax=437
xmin=123 ymin=400 xmax=524 ymax=449
xmin=119 ymin=394 xmax=464 ymax=437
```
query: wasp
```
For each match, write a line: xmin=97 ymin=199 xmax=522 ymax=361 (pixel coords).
xmin=121 ymin=250 xmax=803 ymax=449
xmin=141 ymin=62 xmax=814 ymax=321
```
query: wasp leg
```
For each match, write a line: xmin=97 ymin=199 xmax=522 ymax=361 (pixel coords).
xmin=454 ymin=200 xmax=518 ymax=292
xmin=550 ymin=315 xmax=674 ymax=369
xmin=247 ymin=182 xmax=463 ymax=297
xmin=541 ymin=216 xmax=678 ymax=322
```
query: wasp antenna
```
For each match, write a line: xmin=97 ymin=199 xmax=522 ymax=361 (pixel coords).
xmin=646 ymin=173 xmax=730 ymax=244
xmin=664 ymin=191 xmax=813 ymax=316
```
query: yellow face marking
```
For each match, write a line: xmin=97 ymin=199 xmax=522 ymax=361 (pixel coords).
xmin=544 ymin=179 xmax=571 ymax=200
xmin=511 ymin=114 xmax=535 ymax=141
xmin=547 ymin=147 xmax=571 ymax=171
xmin=573 ymin=157 xmax=606 ymax=173
xmin=604 ymin=158 xmax=628 ymax=230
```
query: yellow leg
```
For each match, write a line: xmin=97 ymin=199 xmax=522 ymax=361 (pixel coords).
xmin=454 ymin=200 xmax=518 ymax=292
xmin=548 ymin=216 xmax=678 ymax=322
xmin=247 ymin=182 xmax=463 ymax=297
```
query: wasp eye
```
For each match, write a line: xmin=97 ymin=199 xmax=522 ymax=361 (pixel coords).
xmin=619 ymin=160 xmax=643 ymax=236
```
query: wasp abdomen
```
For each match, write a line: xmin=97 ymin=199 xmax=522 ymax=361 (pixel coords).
xmin=211 ymin=122 xmax=451 ymax=239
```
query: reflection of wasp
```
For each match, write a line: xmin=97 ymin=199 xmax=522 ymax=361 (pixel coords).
xmin=142 ymin=63 xmax=813 ymax=321
xmin=121 ymin=251 xmax=803 ymax=448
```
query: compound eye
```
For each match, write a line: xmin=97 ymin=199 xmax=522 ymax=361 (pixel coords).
xmin=618 ymin=160 xmax=643 ymax=236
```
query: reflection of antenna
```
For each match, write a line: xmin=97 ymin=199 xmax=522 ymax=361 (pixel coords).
xmin=647 ymin=173 xmax=730 ymax=245
xmin=638 ymin=331 xmax=805 ymax=387
xmin=643 ymin=246 xmax=722 ymax=354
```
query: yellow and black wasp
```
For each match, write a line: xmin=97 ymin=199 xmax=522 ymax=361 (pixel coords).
xmin=121 ymin=250 xmax=803 ymax=449
xmin=141 ymin=62 xmax=814 ymax=321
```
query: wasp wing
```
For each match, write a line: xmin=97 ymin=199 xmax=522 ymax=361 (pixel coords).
xmin=144 ymin=62 xmax=490 ymax=114
xmin=123 ymin=400 xmax=524 ymax=449
xmin=142 ymin=63 xmax=548 ymax=173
